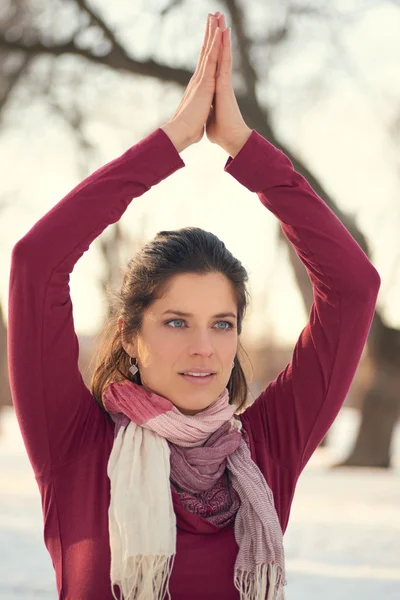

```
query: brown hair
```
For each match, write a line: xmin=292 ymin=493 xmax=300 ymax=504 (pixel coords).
xmin=90 ymin=227 xmax=253 ymax=414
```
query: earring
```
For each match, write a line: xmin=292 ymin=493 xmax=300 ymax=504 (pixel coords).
xmin=129 ymin=356 xmax=139 ymax=376
xmin=232 ymin=361 xmax=235 ymax=369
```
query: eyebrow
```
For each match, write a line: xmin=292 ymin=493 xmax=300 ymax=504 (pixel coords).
xmin=162 ymin=309 xmax=237 ymax=320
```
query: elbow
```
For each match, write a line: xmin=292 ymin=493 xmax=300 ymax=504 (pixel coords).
xmin=343 ymin=263 xmax=381 ymax=300
xmin=366 ymin=266 xmax=381 ymax=296
xmin=354 ymin=265 xmax=381 ymax=304
xmin=10 ymin=239 xmax=39 ymax=278
xmin=11 ymin=239 xmax=31 ymax=266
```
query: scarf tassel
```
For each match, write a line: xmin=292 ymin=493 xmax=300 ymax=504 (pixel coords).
xmin=111 ymin=553 xmax=176 ymax=600
xmin=234 ymin=563 xmax=286 ymax=600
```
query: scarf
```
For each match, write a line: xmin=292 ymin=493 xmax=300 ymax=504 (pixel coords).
xmin=103 ymin=380 xmax=286 ymax=600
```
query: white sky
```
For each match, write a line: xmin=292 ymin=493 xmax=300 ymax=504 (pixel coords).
xmin=0 ymin=1 xmax=399 ymax=346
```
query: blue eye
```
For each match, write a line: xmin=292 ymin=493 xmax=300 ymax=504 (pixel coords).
xmin=216 ymin=321 xmax=233 ymax=330
xmin=167 ymin=319 xmax=185 ymax=328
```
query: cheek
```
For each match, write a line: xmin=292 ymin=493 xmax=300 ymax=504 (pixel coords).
xmin=216 ymin=334 xmax=238 ymax=363
xmin=139 ymin=328 xmax=182 ymax=368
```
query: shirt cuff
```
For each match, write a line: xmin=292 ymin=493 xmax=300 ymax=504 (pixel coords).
xmin=130 ymin=127 xmax=186 ymax=185
xmin=224 ymin=129 xmax=292 ymax=192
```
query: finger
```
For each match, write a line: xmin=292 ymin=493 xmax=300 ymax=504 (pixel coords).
xmin=215 ymin=14 xmax=226 ymax=79
xmin=194 ymin=15 xmax=212 ymax=76
xmin=218 ymin=13 xmax=226 ymax=30
xmin=203 ymin=16 xmax=218 ymax=64
xmin=216 ymin=13 xmax=226 ymax=76
xmin=202 ymin=26 xmax=222 ymax=78
xmin=218 ymin=27 xmax=232 ymax=80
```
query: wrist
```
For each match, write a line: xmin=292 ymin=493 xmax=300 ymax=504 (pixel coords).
xmin=160 ymin=121 xmax=191 ymax=153
xmin=222 ymin=127 xmax=252 ymax=158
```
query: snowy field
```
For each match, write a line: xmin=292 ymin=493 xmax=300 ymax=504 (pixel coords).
xmin=0 ymin=406 xmax=399 ymax=600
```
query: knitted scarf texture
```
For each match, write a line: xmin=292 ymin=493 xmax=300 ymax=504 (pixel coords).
xmin=103 ymin=380 xmax=286 ymax=600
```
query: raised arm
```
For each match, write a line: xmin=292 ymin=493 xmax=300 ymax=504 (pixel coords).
xmin=224 ymin=129 xmax=380 ymax=475
xmin=206 ymin=14 xmax=380 ymax=476
xmin=7 ymin=13 xmax=225 ymax=477
xmin=7 ymin=128 xmax=185 ymax=476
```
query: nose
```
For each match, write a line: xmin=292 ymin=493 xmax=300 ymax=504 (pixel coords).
xmin=187 ymin=328 xmax=214 ymax=358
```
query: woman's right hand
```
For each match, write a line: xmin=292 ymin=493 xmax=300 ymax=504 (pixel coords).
xmin=161 ymin=14 xmax=222 ymax=152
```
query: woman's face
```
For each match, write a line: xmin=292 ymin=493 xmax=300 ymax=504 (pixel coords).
xmin=119 ymin=272 xmax=239 ymax=415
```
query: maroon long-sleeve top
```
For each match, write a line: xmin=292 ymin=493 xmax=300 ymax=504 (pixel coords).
xmin=7 ymin=127 xmax=380 ymax=599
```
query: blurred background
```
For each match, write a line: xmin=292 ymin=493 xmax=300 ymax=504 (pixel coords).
xmin=0 ymin=0 xmax=399 ymax=598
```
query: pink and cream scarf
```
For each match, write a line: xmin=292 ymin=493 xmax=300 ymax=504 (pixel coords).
xmin=103 ymin=380 xmax=286 ymax=600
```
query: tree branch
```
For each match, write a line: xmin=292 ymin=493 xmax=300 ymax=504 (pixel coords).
xmin=0 ymin=5 xmax=370 ymax=255
xmin=0 ymin=53 xmax=34 ymax=117
xmin=74 ymin=0 xmax=127 ymax=53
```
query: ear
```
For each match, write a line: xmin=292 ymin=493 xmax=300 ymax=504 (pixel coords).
xmin=117 ymin=316 xmax=137 ymax=357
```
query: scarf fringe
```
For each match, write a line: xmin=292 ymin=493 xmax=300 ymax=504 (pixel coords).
xmin=234 ymin=564 xmax=286 ymax=600
xmin=111 ymin=553 xmax=176 ymax=600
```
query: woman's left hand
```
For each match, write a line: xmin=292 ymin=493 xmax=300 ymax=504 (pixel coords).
xmin=205 ymin=12 xmax=252 ymax=156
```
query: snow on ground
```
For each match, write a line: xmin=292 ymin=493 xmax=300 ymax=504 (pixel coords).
xmin=0 ymin=406 xmax=399 ymax=600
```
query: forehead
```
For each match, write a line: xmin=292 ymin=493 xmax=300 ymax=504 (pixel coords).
xmin=155 ymin=272 xmax=237 ymax=311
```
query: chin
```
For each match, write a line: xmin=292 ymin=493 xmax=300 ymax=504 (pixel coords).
xmin=168 ymin=378 xmax=228 ymax=415
xmin=174 ymin=395 xmax=217 ymax=416
xmin=178 ymin=405 xmax=209 ymax=416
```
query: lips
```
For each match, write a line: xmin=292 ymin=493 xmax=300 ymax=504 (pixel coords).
xmin=179 ymin=373 xmax=216 ymax=385
xmin=180 ymin=369 xmax=216 ymax=375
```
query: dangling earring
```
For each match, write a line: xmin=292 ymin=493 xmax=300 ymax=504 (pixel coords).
xmin=129 ymin=356 xmax=139 ymax=376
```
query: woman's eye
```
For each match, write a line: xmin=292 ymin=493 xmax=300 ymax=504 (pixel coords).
xmin=215 ymin=321 xmax=234 ymax=330
xmin=167 ymin=319 xmax=185 ymax=328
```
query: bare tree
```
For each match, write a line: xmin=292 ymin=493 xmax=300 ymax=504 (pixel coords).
xmin=0 ymin=0 xmax=398 ymax=465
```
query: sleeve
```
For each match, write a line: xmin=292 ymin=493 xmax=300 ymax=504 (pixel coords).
xmin=7 ymin=127 xmax=185 ymax=476
xmin=224 ymin=130 xmax=380 ymax=475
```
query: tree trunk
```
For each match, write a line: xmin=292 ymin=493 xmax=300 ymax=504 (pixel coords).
xmin=0 ymin=302 xmax=13 ymax=432
xmin=337 ymin=312 xmax=400 ymax=467
xmin=337 ymin=369 xmax=399 ymax=468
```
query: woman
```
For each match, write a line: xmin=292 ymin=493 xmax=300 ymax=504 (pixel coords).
xmin=8 ymin=11 xmax=380 ymax=600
